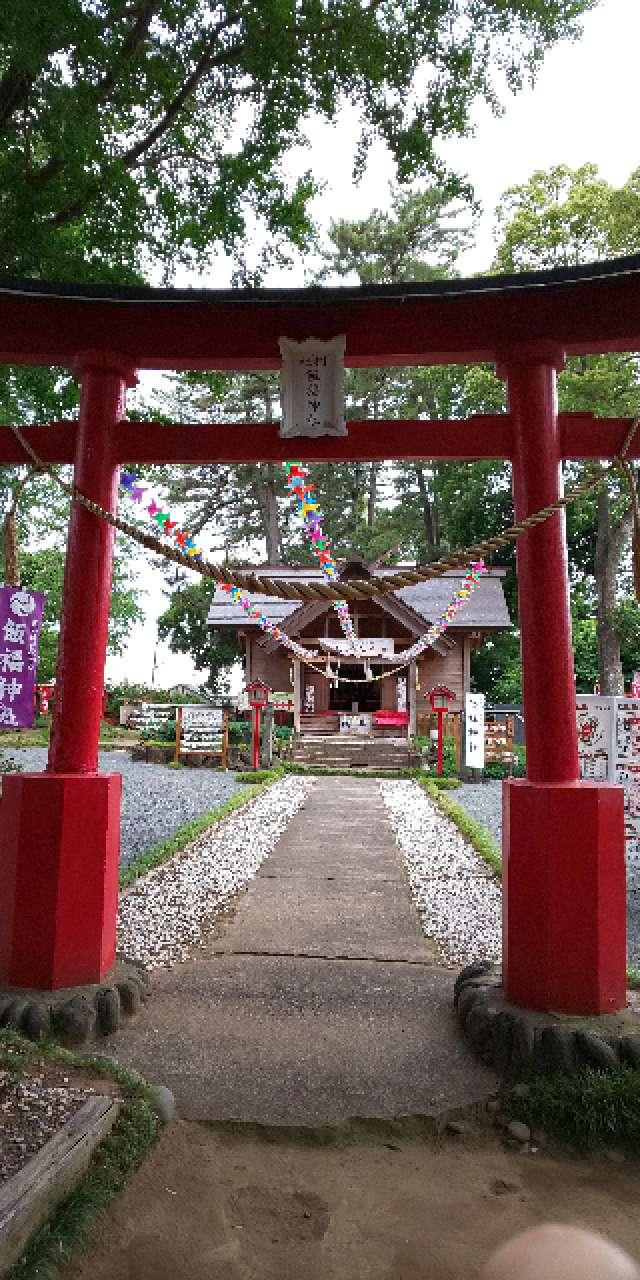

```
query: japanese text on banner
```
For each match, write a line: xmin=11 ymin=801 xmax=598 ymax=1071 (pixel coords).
xmin=0 ymin=587 xmax=45 ymax=728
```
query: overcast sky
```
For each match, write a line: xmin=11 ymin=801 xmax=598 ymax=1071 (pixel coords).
xmin=106 ymin=0 xmax=640 ymax=689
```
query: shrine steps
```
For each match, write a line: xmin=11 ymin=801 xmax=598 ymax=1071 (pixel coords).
xmin=291 ymin=734 xmax=421 ymax=771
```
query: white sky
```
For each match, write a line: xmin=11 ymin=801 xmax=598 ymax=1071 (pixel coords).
xmin=106 ymin=0 xmax=640 ymax=689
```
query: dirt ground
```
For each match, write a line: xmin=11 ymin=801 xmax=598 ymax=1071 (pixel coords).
xmin=60 ymin=1118 xmax=640 ymax=1280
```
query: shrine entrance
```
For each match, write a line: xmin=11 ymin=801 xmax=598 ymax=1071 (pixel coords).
xmin=328 ymin=668 xmax=382 ymax=714
xmin=0 ymin=259 xmax=638 ymax=1014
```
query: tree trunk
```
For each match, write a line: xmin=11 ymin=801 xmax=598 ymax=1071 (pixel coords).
xmin=264 ymin=463 xmax=282 ymax=562
xmin=367 ymin=464 xmax=378 ymax=528
xmin=414 ymin=464 xmax=439 ymax=557
xmin=3 ymin=507 xmax=20 ymax=586
xmin=594 ymin=484 xmax=630 ymax=694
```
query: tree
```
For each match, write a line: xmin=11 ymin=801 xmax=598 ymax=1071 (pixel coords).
xmin=493 ymin=164 xmax=640 ymax=693
xmin=157 ymin=579 xmax=241 ymax=694
xmin=321 ymin=186 xmax=477 ymax=284
xmin=19 ymin=545 xmax=143 ymax=682
xmin=0 ymin=2 xmax=594 ymax=282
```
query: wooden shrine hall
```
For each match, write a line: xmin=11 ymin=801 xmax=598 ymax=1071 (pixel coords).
xmin=0 ymin=257 xmax=639 ymax=1016
xmin=209 ymin=559 xmax=511 ymax=765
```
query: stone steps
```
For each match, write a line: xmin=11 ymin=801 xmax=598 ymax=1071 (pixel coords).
xmin=292 ymin=734 xmax=420 ymax=770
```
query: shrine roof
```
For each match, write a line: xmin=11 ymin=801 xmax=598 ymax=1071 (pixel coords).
xmin=1 ymin=255 xmax=640 ymax=367
xmin=207 ymin=566 xmax=511 ymax=632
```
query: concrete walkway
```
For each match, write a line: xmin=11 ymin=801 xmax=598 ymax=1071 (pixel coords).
xmin=110 ymin=778 xmax=496 ymax=1123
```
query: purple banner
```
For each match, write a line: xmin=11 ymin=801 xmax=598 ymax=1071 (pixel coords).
xmin=0 ymin=587 xmax=45 ymax=728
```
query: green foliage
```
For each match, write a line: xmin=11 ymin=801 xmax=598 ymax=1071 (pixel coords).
xmin=228 ymin=718 xmax=251 ymax=744
xmin=427 ymin=775 xmax=460 ymax=790
xmin=105 ymin=682 xmax=205 ymax=719
xmin=140 ymin=717 xmax=176 ymax=744
xmin=471 ymin=631 xmax=523 ymax=702
xmin=321 ymin=186 xmax=478 ymax=284
xmin=508 ymin=1069 xmax=640 ymax=1150
xmin=492 ymin=162 xmax=640 ymax=691
xmin=235 ymin=767 xmax=285 ymax=784
xmin=482 ymin=743 xmax=526 ymax=780
xmin=157 ymin=580 xmax=241 ymax=694
xmin=494 ymin=164 xmax=640 ymax=273
xmin=438 ymin=736 xmax=459 ymax=778
xmin=0 ymin=3 xmax=593 ymax=283
xmin=18 ymin=546 xmax=143 ymax=683
xmin=423 ymin=780 xmax=502 ymax=874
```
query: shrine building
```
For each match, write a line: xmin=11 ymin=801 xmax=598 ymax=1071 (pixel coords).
xmin=209 ymin=559 xmax=511 ymax=743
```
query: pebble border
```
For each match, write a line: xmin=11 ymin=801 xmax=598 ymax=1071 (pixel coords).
xmin=0 ymin=960 xmax=151 ymax=1046
xmin=455 ymin=961 xmax=640 ymax=1076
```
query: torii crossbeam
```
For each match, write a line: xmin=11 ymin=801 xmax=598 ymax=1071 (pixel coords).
xmin=1 ymin=257 xmax=638 ymax=1012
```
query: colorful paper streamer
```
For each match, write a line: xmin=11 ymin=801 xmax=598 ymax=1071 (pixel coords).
xmin=120 ymin=472 xmax=203 ymax=560
xmin=119 ymin=469 xmax=486 ymax=674
xmin=283 ymin=461 xmax=358 ymax=648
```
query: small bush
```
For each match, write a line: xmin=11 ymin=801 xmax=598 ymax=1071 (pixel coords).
xmin=235 ymin=768 xmax=283 ymax=784
xmin=441 ymin=736 xmax=459 ymax=777
xmin=427 ymin=775 xmax=460 ymax=790
xmin=483 ymin=742 xmax=526 ymax=780
xmin=141 ymin=717 xmax=176 ymax=744
xmin=228 ymin=718 xmax=250 ymax=744
xmin=510 ymin=1068 xmax=640 ymax=1150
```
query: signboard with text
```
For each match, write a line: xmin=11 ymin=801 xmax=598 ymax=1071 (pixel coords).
xmin=0 ymin=587 xmax=45 ymax=728
xmin=577 ymin=695 xmax=640 ymax=853
xmin=464 ymin=692 xmax=485 ymax=769
xmin=279 ymin=336 xmax=347 ymax=438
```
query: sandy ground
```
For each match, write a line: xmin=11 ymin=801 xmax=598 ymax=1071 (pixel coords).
xmin=60 ymin=1118 xmax=640 ymax=1280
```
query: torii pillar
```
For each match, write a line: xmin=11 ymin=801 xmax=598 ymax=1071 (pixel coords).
xmin=0 ymin=352 xmax=136 ymax=989
xmin=500 ymin=349 xmax=626 ymax=1014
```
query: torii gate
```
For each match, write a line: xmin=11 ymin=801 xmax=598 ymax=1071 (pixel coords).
xmin=0 ymin=258 xmax=639 ymax=1014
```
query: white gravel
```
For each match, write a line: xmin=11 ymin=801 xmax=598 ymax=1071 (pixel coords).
xmin=117 ymin=776 xmax=313 ymax=969
xmin=380 ymin=779 xmax=502 ymax=967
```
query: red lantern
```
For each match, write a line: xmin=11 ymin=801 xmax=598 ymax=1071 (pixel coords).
xmin=245 ymin=680 xmax=272 ymax=770
xmin=428 ymin=685 xmax=456 ymax=775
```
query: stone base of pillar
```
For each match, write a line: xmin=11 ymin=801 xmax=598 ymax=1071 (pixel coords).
xmin=0 ymin=772 xmax=122 ymax=990
xmin=503 ymin=778 xmax=627 ymax=1015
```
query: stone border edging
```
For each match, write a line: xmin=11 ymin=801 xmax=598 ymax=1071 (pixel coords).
xmin=0 ymin=960 xmax=151 ymax=1046
xmin=455 ymin=961 xmax=640 ymax=1076
xmin=0 ymin=1095 xmax=120 ymax=1277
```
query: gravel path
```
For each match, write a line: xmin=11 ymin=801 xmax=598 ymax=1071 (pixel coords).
xmin=380 ymin=780 xmax=502 ymax=966
xmin=453 ymin=780 xmax=503 ymax=844
xmin=447 ymin=779 xmax=640 ymax=966
xmin=2 ymin=748 xmax=243 ymax=867
xmin=118 ymin=775 xmax=313 ymax=968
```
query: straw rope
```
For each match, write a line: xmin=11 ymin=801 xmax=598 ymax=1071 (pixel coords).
xmin=7 ymin=417 xmax=639 ymax=604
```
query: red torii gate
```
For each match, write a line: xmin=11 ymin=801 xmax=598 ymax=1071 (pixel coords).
xmin=1 ymin=259 xmax=639 ymax=1013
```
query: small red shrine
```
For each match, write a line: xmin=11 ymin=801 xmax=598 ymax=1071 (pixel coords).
xmin=0 ymin=258 xmax=637 ymax=1012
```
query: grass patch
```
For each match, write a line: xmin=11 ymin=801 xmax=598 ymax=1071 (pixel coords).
xmin=1 ymin=1030 xmax=159 ymax=1280
xmin=0 ymin=723 xmax=139 ymax=750
xmin=508 ymin=1067 xmax=640 ymax=1150
xmin=118 ymin=775 xmax=283 ymax=889
xmin=235 ymin=767 xmax=285 ymax=784
xmin=282 ymin=762 xmax=425 ymax=780
xmin=421 ymin=779 xmax=502 ymax=876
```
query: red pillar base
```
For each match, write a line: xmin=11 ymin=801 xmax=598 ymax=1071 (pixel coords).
xmin=0 ymin=772 xmax=121 ymax=990
xmin=503 ymin=779 xmax=627 ymax=1014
